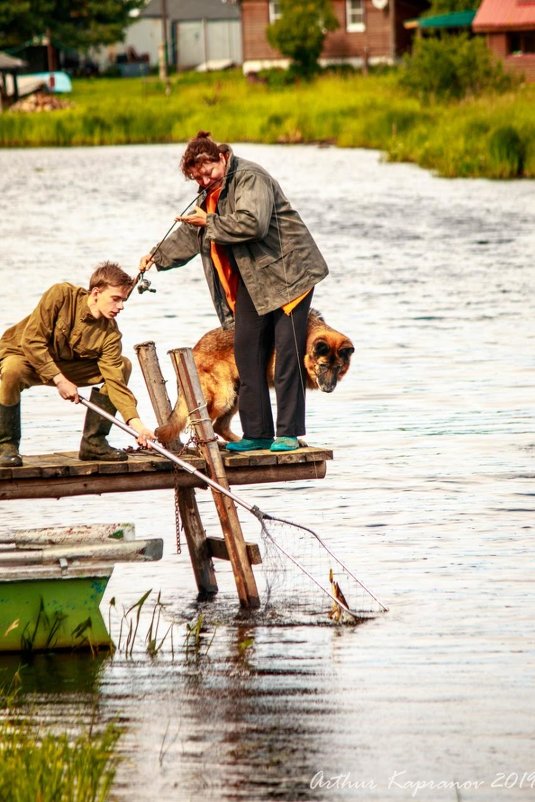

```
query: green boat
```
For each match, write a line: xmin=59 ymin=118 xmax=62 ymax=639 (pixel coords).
xmin=0 ymin=523 xmax=163 ymax=653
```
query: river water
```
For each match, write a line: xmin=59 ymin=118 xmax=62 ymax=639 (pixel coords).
xmin=0 ymin=143 xmax=534 ymax=802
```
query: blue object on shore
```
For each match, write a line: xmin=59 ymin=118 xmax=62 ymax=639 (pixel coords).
xmin=27 ymin=71 xmax=73 ymax=93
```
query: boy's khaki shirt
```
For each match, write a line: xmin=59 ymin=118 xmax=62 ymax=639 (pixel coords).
xmin=0 ymin=282 xmax=138 ymax=422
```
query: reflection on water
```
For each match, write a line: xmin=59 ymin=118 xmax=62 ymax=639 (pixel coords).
xmin=0 ymin=144 xmax=534 ymax=801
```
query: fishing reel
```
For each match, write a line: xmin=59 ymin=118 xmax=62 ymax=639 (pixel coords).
xmin=137 ymin=277 xmax=156 ymax=295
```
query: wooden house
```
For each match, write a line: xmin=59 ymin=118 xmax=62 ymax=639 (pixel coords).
xmin=240 ymin=0 xmax=430 ymax=73
xmin=473 ymin=0 xmax=535 ymax=82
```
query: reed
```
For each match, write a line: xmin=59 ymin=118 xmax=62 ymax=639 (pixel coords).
xmin=0 ymin=679 xmax=121 ymax=802
xmin=0 ymin=674 xmax=120 ymax=801
xmin=0 ymin=719 xmax=121 ymax=802
xmin=1 ymin=70 xmax=534 ymax=178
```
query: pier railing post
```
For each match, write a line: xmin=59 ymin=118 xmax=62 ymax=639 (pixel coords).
xmin=134 ymin=340 xmax=181 ymax=452
xmin=168 ymin=347 xmax=260 ymax=609
xmin=134 ymin=341 xmax=218 ymax=598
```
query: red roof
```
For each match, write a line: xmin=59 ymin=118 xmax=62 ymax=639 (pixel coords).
xmin=473 ymin=0 xmax=535 ymax=31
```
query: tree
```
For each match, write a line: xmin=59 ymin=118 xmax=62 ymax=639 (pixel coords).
xmin=0 ymin=0 xmax=145 ymax=52
xmin=426 ymin=0 xmax=481 ymax=13
xmin=267 ymin=0 xmax=339 ymax=79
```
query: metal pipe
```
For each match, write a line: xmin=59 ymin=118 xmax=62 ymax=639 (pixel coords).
xmin=78 ymin=396 xmax=257 ymax=514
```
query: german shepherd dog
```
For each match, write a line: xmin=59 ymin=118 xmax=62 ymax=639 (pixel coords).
xmin=156 ymin=309 xmax=354 ymax=445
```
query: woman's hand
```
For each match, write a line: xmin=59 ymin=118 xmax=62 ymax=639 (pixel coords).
xmin=176 ymin=205 xmax=207 ymax=227
xmin=139 ymin=254 xmax=154 ymax=272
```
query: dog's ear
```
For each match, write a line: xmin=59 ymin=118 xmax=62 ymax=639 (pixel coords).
xmin=313 ymin=339 xmax=331 ymax=357
xmin=338 ymin=344 xmax=355 ymax=360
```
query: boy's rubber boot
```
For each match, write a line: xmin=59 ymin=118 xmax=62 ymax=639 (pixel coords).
xmin=0 ymin=402 xmax=23 ymax=467
xmin=79 ymin=388 xmax=128 ymax=461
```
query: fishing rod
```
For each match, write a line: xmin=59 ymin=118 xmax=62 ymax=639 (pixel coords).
xmin=127 ymin=183 xmax=215 ymax=300
xmin=130 ymin=164 xmax=272 ymax=299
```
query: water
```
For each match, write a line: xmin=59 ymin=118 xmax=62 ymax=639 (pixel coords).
xmin=1 ymin=143 xmax=534 ymax=801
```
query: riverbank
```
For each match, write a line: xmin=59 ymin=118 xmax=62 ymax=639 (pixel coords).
xmin=1 ymin=68 xmax=534 ymax=178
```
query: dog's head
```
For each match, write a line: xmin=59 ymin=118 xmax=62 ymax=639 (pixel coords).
xmin=304 ymin=329 xmax=354 ymax=393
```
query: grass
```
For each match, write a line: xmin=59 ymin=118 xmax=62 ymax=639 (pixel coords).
xmin=0 ymin=718 xmax=121 ymax=802
xmin=1 ymin=68 xmax=534 ymax=178
xmin=0 ymin=674 xmax=121 ymax=802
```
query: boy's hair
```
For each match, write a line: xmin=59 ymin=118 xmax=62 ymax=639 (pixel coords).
xmin=89 ymin=261 xmax=134 ymax=291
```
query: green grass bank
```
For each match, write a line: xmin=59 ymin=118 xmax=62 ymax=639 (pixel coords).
xmin=1 ymin=69 xmax=534 ymax=178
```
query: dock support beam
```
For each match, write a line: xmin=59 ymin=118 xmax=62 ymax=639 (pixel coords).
xmin=168 ymin=347 xmax=260 ymax=609
xmin=135 ymin=341 xmax=218 ymax=598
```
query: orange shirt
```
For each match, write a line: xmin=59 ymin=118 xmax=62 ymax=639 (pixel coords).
xmin=206 ymin=188 xmax=309 ymax=316
xmin=206 ymin=187 xmax=239 ymax=314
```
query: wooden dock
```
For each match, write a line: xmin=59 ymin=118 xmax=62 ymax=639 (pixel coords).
xmin=1 ymin=342 xmax=334 ymax=608
xmin=0 ymin=446 xmax=332 ymax=501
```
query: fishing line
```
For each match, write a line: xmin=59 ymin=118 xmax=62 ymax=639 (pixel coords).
xmin=78 ymin=395 xmax=387 ymax=620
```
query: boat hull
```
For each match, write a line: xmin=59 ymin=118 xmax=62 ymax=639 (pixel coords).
xmin=0 ymin=574 xmax=112 ymax=653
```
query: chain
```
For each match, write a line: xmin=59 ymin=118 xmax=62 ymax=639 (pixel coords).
xmin=171 ymin=429 xmax=200 ymax=555
xmin=173 ymin=464 xmax=182 ymax=554
xmin=171 ymin=426 xmax=219 ymax=555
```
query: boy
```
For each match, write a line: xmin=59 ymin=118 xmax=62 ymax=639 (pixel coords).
xmin=0 ymin=261 xmax=153 ymax=467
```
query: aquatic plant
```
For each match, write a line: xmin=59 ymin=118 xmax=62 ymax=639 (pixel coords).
xmin=0 ymin=681 xmax=121 ymax=802
xmin=110 ymin=589 xmax=179 ymax=657
xmin=184 ymin=613 xmax=216 ymax=658
xmin=0 ymin=718 xmax=121 ymax=802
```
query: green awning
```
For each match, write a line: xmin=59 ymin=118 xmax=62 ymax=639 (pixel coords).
xmin=419 ymin=10 xmax=477 ymax=29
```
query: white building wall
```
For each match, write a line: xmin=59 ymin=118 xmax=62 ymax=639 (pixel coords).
xmin=91 ymin=18 xmax=161 ymax=70
xmin=176 ymin=20 xmax=242 ymax=69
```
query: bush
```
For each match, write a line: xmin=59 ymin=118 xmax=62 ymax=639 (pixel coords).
xmin=267 ymin=0 xmax=339 ymax=79
xmin=400 ymin=33 xmax=515 ymax=102
xmin=488 ymin=125 xmax=526 ymax=177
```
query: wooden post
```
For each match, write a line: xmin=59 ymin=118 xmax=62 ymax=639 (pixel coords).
xmin=134 ymin=341 xmax=181 ymax=452
xmin=134 ymin=341 xmax=218 ymax=597
xmin=168 ymin=347 xmax=260 ymax=609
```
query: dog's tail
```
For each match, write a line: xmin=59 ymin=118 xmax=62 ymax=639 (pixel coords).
xmin=155 ymin=411 xmax=181 ymax=446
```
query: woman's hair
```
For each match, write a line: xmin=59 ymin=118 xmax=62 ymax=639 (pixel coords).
xmin=89 ymin=261 xmax=134 ymax=291
xmin=180 ymin=130 xmax=229 ymax=178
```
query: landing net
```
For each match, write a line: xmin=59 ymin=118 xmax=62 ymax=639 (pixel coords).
xmin=253 ymin=510 xmax=388 ymax=624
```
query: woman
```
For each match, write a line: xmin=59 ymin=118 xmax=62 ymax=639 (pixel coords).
xmin=139 ymin=131 xmax=329 ymax=452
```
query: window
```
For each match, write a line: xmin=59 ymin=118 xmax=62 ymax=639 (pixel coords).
xmin=269 ymin=1 xmax=281 ymax=23
xmin=508 ymin=31 xmax=535 ymax=55
xmin=346 ymin=0 xmax=365 ymax=32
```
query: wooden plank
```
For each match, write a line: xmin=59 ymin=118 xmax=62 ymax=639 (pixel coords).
xmin=1 ymin=523 xmax=136 ymax=546
xmin=228 ymin=461 xmax=328 ymax=484
xmin=0 ymin=537 xmax=163 ymax=565
xmin=0 ymin=459 xmax=329 ymax=501
xmin=169 ymin=347 xmax=260 ymax=609
xmin=206 ymin=536 xmax=262 ymax=566
xmin=0 ymin=463 xmax=43 ymax=480
xmin=53 ymin=454 xmax=101 ymax=476
xmin=221 ymin=446 xmax=332 ymax=468
xmin=0 ymin=563 xmax=115 ymax=582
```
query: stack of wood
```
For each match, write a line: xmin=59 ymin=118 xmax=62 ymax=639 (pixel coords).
xmin=10 ymin=92 xmax=73 ymax=113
